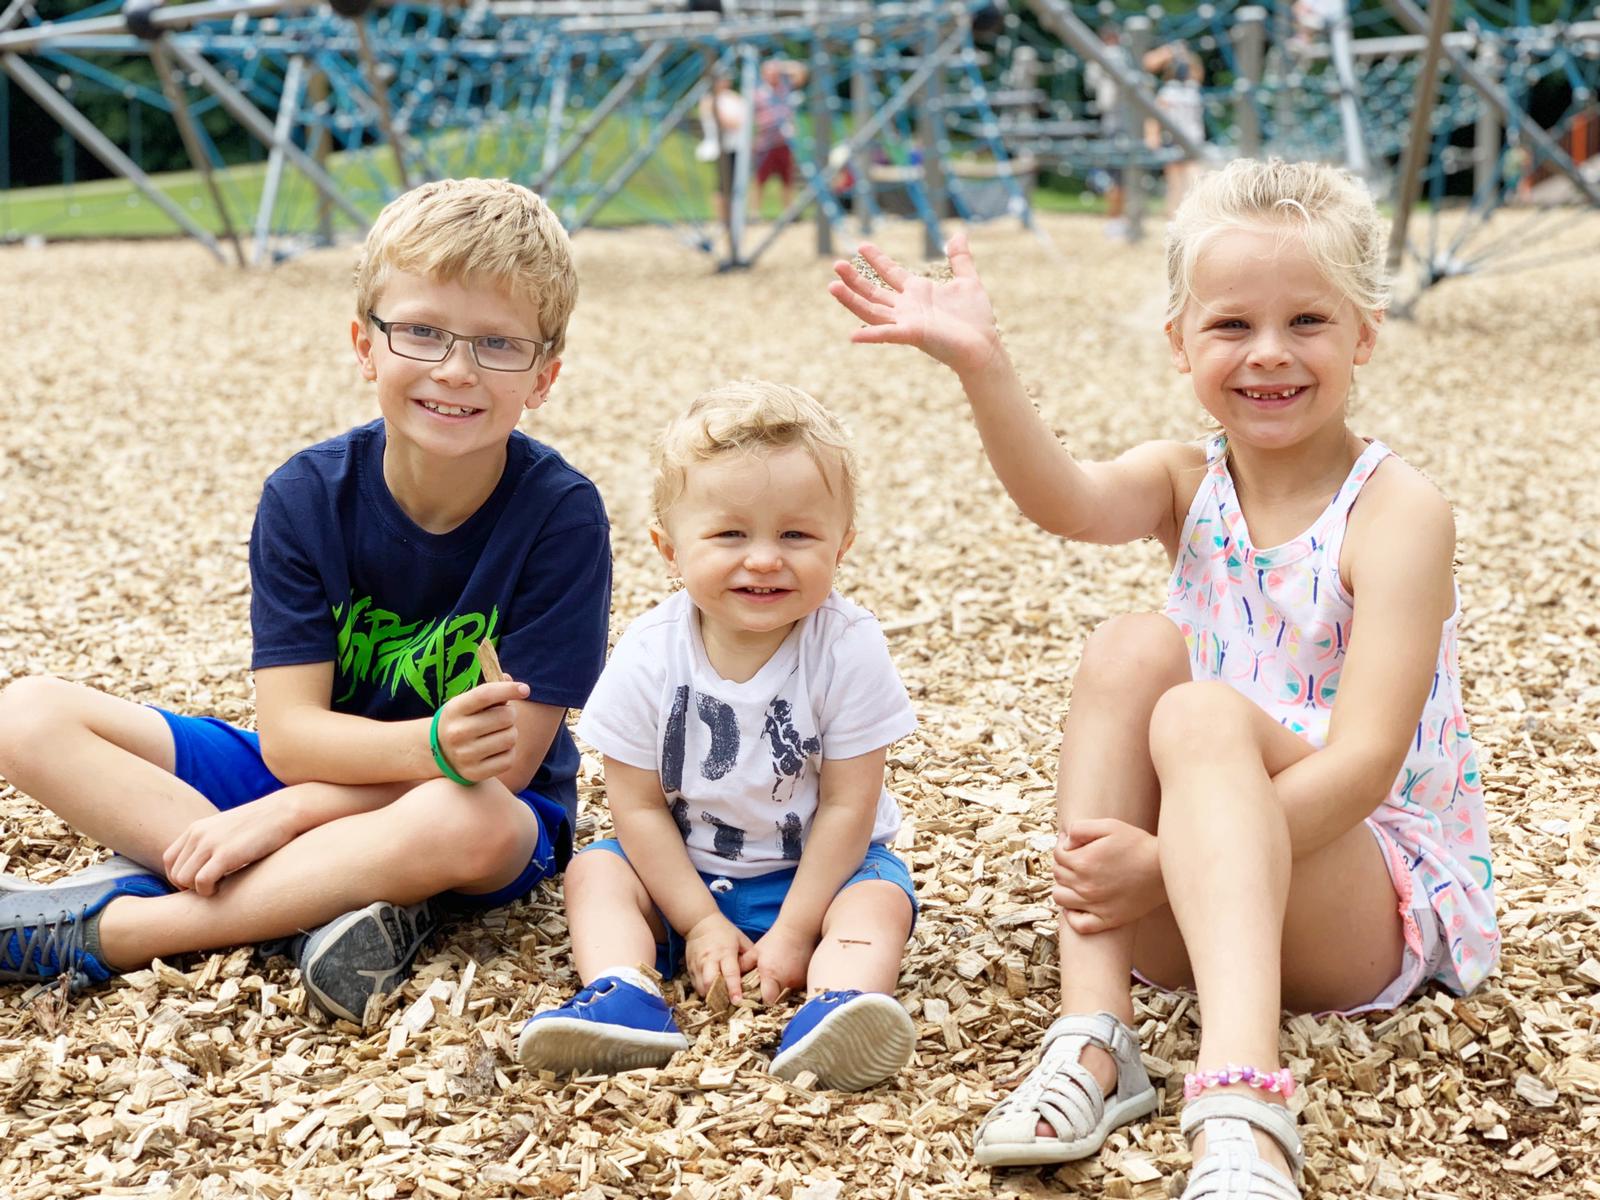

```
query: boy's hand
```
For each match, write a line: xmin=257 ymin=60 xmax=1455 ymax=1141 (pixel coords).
xmin=828 ymin=235 xmax=1002 ymax=377
xmin=433 ymin=679 xmax=530 ymax=784
xmin=1051 ymin=819 xmax=1166 ymax=934
xmin=685 ymin=913 xmax=756 ymax=1002
xmin=163 ymin=803 xmax=300 ymax=896
xmin=751 ymin=921 xmax=814 ymax=1005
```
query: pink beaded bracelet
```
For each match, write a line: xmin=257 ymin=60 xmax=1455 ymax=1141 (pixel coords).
xmin=1183 ymin=1064 xmax=1297 ymax=1101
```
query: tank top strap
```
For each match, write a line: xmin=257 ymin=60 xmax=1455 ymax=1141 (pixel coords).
xmin=1314 ymin=438 xmax=1393 ymax=571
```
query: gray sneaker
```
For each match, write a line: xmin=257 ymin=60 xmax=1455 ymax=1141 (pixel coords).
xmin=0 ymin=867 xmax=169 ymax=990
xmin=0 ymin=854 xmax=158 ymax=895
xmin=298 ymin=899 xmax=437 ymax=1026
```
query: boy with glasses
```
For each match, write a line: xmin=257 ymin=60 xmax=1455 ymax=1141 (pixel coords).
xmin=0 ymin=179 xmax=611 ymax=1025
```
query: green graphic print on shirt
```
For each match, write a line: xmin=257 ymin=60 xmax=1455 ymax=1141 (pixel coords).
xmin=333 ymin=593 xmax=499 ymax=708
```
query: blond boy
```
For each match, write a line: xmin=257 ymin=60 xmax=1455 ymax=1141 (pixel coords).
xmin=517 ymin=382 xmax=918 ymax=1091
xmin=0 ymin=180 xmax=611 ymax=1023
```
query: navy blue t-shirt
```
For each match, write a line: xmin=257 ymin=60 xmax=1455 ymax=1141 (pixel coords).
xmin=249 ymin=420 xmax=611 ymax=860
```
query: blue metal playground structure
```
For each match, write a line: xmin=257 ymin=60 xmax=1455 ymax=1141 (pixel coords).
xmin=2 ymin=0 xmax=1599 ymax=301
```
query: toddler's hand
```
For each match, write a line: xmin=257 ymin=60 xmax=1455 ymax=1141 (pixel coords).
xmin=685 ymin=913 xmax=756 ymax=1002
xmin=751 ymin=921 xmax=813 ymax=1005
xmin=828 ymin=234 xmax=1002 ymax=377
xmin=163 ymin=803 xmax=299 ymax=896
xmin=433 ymin=679 xmax=529 ymax=784
xmin=1052 ymin=818 xmax=1166 ymax=934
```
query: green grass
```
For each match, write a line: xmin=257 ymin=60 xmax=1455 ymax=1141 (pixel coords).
xmin=1 ymin=112 xmax=1089 ymax=241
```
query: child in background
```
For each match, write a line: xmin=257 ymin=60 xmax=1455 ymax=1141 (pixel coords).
xmin=518 ymin=381 xmax=920 ymax=1091
xmin=0 ymin=179 xmax=610 ymax=1025
xmin=829 ymin=159 xmax=1495 ymax=1198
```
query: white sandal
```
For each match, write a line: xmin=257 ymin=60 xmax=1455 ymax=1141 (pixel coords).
xmin=1179 ymin=1093 xmax=1304 ymax=1199
xmin=973 ymin=1011 xmax=1158 ymax=1166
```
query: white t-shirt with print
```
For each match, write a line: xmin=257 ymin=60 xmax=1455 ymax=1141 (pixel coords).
xmin=576 ymin=589 xmax=917 ymax=879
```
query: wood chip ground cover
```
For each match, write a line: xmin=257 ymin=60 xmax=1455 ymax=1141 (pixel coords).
xmin=1 ymin=213 xmax=1597 ymax=1199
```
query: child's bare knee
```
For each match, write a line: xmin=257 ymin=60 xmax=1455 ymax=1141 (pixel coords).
xmin=1079 ymin=614 xmax=1188 ymax=688
xmin=0 ymin=675 xmax=73 ymax=761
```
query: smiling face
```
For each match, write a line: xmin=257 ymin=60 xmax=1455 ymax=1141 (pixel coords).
xmin=352 ymin=270 xmax=560 ymax=468
xmin=1168 ymin=224 xmax=1379 ymax=451
xmin=652 ymin=445 xmax=855 ymax=646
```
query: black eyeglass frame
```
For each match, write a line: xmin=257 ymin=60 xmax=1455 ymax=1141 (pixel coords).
xmin=367 ymin=311 xmax=553 ymax=372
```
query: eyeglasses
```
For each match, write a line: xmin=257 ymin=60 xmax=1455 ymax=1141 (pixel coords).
xmin=367 ymin=312 xmax=552 ymax=372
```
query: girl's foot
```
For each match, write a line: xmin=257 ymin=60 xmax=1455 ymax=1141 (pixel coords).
xmin=1179 ymin=1093 xmax=1303 ymax=1199
xmin=973 ymin=1011 xmax=1157 ymax=1166
xmin=771 ymin=990 xmax=915 ymax=1092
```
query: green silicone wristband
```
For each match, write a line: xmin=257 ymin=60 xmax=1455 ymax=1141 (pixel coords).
xmin=429 ymin=706 xmax=476 ymax=787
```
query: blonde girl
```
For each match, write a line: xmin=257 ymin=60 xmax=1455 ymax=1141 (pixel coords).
xmin=827 ymin=158 xmax=1496 ymax=1199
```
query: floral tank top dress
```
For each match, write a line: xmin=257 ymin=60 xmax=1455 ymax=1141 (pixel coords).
xmin=1163 ymin=435 xmax=1498 ymax=1002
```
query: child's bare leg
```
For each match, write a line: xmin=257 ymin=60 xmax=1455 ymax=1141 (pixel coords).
xmin=0 ymin=677 xmax=215 ymax=867
xmin=564 ymin=849 xmax=668 ymax=983
xmin=808 ymin=879 xmax=912 ymax=995
xmin=1050 ymin=613 xmax=1191 ymax=1110
xmin=1145 ymin=681 xmax=1406 ymax=1165
xmin=92 ymin=778 xmax=539 ymax=969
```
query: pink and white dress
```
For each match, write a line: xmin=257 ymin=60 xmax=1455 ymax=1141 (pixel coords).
xmin=1163 ymin=434 xmax=1498 ymax=1004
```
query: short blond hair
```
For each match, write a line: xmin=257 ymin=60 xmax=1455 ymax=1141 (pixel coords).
xmin=1165 ymin=158 xmax=1388 ymax=327
xmin=652 ymin=381 xmax=857 ymax=527
xmin=355 ymin=178 xmax=579 ymax=356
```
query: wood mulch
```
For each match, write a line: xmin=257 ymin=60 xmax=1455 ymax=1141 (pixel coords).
xmin=1 ymin=209 xmax=1597 ymax=1198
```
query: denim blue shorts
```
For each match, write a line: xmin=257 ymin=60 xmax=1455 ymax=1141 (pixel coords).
xmin=584 ymin=838 xmax=918 ymax=978
xmin=154 ymin=707 xmax=560 ymax=908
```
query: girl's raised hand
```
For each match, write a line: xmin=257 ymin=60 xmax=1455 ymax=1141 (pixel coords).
xmin=829 ymin=234 xmax=1001 ymax=376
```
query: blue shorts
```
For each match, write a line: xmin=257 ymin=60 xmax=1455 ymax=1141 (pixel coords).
xmin=584 ymin=839 xmax=918 ymax=978
xmin=154 ymin=708 xmax=562 ymax=908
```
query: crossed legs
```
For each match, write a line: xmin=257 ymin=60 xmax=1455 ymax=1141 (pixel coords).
xmin=0 ymin=676 xmax=542 ymax=971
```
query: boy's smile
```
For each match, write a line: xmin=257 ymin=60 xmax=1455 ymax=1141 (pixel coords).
xmin=653 ymin=445 xmax=854 ymax=668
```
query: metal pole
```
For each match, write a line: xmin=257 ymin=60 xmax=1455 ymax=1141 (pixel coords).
xmin=254 ymin=51 xmax=305 ymax=265
xmin=542 ymin=47 xmax=570 ymax=175
xmin=1473 ymin=40 xmax=1501 ymax=200
xmin=918 ymin=8 xmax=948 ymax=257
xmin=0 ymin=51 xmax=225 ymax=258
xmin=850 ymin=32 xmax=873 ymax=235
xmin=1387 ymin=0 xmax=1451 ymax=275
xmin=352 ymin=15 xmax=412 ymax=190
xmin=728 ymin=42 xmax=757 ymax=266
xmin=1123 ymin=15 xmax=1150 ymax=244
xmin=531 ymin=42 xmax=667 ymax=193
xmin=810 ymin=34 xmax=834 ymax=257
xmin=149 ymin=39 xmax=245 ymax=264
xmin=166 ymin=40 xmax=367 ymax=228
xmin=1326 ymin=0 xmax=1370 ymax=178
xmin=306 ymin=64 xmax=333 ymax=245
xmin=1232 ymin=6 xmax=1265 ymax=159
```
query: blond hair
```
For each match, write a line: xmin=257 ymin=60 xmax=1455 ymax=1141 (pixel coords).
xmin=355 ymin=178 xmax=579 ymax=357
xmin=1165 ymin=158 xmax=1388 ymax=327
xmin=652 ymin=381 xmax=857 ymax=527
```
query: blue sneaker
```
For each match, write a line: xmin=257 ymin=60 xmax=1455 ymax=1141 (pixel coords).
xmin=517 ymin=975 xmax=690 ymax=1074
xmin=771 ymin=990 xmax=916 ymax=1091
xmin=0 ymin=869 xmax=170 ymax=991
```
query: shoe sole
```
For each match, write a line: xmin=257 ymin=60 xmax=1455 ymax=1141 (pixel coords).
xmin=301 ymin=903 xmax=433 ymax=1026
xmin=517 ymin=1017 xmax=688 ymax=1074
xmin=771 ymin=994 xmax=915 ymax=1092
xmin=0 ymin=855 xmax=155 ymax=893
xmin=973 ymin=1086 xmax=1160 ymax=1166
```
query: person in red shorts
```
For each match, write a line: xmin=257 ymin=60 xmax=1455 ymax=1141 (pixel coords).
xmin=754 ymin=58 xmax=808 ymax=214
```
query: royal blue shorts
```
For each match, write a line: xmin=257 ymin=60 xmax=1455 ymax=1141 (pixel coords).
xmin=583 ymin=838 xmax=918 ymax=978
xmin=154 ymin=708 xmax=561 ymax=908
